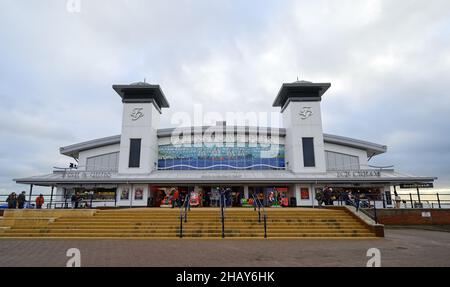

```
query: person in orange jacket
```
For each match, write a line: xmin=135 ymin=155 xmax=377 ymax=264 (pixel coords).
xmin=36 ymin=194 xmax=44 ymax=209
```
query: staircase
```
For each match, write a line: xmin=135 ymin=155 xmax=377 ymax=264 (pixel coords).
xmin=0 ymin=208 xmax=378 ymax=239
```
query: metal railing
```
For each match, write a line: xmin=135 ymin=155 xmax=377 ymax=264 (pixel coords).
xmin=0 ymin=193 xmax=116 ymax=210
xmin=219 ymin=191 xmax=226 ymax=238
xmin=345 ymin=198 xmax=379 ymax=224
xmin=251 ymin=194 xmax=267 ymax=238
xmin=179 ymin=195 xmax=190 ymax=238
xmin=393 ymin=192 xmax=450 ymax=209
xmin=327 ymin=192 xmax=450 ymax=210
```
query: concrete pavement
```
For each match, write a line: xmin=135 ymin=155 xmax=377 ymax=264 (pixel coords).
xmin=0 ymin=228 xmax=449 ymax=267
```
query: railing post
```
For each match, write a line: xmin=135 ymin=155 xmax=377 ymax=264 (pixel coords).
xmin=416 ymin=187 xmax=421 ymax=204
xmin=258 ymin=207 xmax=261 ymax=223
xmin=28 ymin=184 xmax=33 ymax=208
xmin=179 ymin=213 xmax=183 ymax=238
xmin=63 ymin=188 xmax=68 ymax=209
xmin=184 ymin=199 xmax=188 ymax=223
xmin=49 ymin=186 xmax=54 ymax=209
xmin=437 ymin=193 xmax=441 ymax=209
xmin=263 ymin=214 xmax=267 ymax=239
xmin=373 ymin=200 xmax=378 ymax=224
xmin=221 ymin=195 xmax=225 ymax=239
xmin=409 ymin=193 xmax=413 ymax=208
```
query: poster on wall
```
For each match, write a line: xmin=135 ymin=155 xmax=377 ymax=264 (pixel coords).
xmin=135 ymin=188 xmax=144 ymax=200
xmin=300 ymin=188 xmax=309 ymax=200
xmin=120 ymin=188 xmax=130 ymax=200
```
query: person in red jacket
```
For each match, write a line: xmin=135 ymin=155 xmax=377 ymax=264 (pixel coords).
xmin=36 ymin=194 xmax=45 ymax=209
xmin=171 ymin=189 xmax=179 ymax=208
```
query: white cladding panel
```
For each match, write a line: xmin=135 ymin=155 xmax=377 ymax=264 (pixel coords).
xmin=118 ymin=103 xmax=160 ymax=174
xmin=282 ymin=101 xmax=326 ymax=173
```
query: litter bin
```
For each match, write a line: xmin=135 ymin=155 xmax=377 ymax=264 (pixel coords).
xmin=290 ymin=197 xmax=297 ymax=207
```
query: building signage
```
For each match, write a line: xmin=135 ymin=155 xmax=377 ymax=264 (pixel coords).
xmin=336 ymin=170 xmax=381 ymax=178
xmin=299 ymin=107 xmax=313 ymax=119
xmin=201 ymin=174 xmax=242 ymax=180
xmin=62 ymin=171 xmax=112 ymax=179
xmin=399 ymin=183 xmax=434 ymax=189
xmin=130 ymin=107 xmax=144 ymax=121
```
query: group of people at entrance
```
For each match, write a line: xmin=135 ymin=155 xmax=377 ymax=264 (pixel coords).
xmin=315 ymin=187 xmax=364 ymax=210
xmin=167 ymin=187 xmax=237 ymax=208
xmin=5 ymin=192 xmax=45 ymax=209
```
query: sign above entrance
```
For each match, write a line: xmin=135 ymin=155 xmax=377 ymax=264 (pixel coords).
xmin=336 ymin=170 xmax=381 ymax=178
xmin=200 ymin=174 xmax=242 ymax=180
xmin=400 ymin=183 xmax=434 ymax=189
xmin=62 ymin=171 xmax=113 ymax=179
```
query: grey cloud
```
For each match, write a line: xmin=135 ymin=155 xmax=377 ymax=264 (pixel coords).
xmin=0 ymin=0 xmax=449 ymax=192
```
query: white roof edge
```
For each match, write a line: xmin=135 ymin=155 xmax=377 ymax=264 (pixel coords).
xmin=323 ymin=133 xmax=387 ymax=156
xmin=59 ymin=129 xmax=387 ymax=158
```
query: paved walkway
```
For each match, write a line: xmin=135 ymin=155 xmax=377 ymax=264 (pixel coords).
xmin=0 ymin=229 xmax=449 ymax=267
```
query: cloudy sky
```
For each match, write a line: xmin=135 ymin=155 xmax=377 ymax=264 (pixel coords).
xmin=1 ymin=0 xmax=449 ymax=194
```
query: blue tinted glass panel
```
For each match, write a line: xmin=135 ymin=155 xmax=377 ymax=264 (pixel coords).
xmin=157 ymin=143 xmax=285 ymax=170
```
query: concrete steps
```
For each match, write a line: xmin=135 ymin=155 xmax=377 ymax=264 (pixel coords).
xmin=0 ymin=208 xmax=378 ymax=239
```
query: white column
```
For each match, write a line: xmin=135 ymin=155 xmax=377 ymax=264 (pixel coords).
xmin=295 ymin=184 xmax=301 ymax=206
xmin=129 ymin=184 xmax=133 ymax=208
xmin=244 ymin=185 xmax=249 ymax=199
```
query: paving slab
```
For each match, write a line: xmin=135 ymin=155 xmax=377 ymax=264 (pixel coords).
xmin=0 ymin=229 xmax=449 ymax=267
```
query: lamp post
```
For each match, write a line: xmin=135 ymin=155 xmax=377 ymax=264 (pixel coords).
xmin=89 ymin=190 xmax=94 ymax=208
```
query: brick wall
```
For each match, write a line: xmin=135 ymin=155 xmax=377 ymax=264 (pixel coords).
xmin=371 ymin=209 xmax=450 ymax=225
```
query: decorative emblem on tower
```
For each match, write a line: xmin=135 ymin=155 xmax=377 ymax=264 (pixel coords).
xmin=130 ymin=108 xmax=144 ymax=121
xmin=299 ymin=107 xmax=313 ymax=119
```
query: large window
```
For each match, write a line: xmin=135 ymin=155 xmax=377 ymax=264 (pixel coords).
xmin=86 ymin=152 xmax=119 ymax=171
xmin=129 ymin=138 xmax=141 ymax=168
xmin=325 ymin=151 xmax=359 ymax=170
xmin=302 ymin=138 xmax=315 ymax=167
xmin=158 ymin=143 xmax=285 ymax=170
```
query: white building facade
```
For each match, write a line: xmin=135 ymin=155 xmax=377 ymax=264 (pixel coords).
xmin=15 ymin=81 xmax=436 ymax=208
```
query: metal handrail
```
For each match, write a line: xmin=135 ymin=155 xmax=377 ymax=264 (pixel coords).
xmin=251 ymin=193 xmax=267 ymax=238
xmin=179 ymin=193 xmax=190 ymax=238
xmin=220 ymin=190 xmax=226 ymax=238
xmin=348 ymin=197 xmax=378 ymax=224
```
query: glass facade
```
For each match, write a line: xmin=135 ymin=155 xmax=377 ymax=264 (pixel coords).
xmin=158 ymin=143 xmax=285 ymax=170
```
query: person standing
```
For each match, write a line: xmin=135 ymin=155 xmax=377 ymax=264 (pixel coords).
xmin=6 ymin=193 xmax=17 ymax=209
xmin=71 ymin=192 xmax=80 ymax=209
xmin=315 ymin=189 xmax=324 ymax=207
xmin=323 ymin=188 xmax=331 ymax=205
xmin=17 ymin=191 xmax=26 ymax=209
xmin=354 ymin=191 xmax=361 ymax=212
xmin=36 ymin=194 xmax=45 ymax=209
xmin=204 ymin=190 xmax=210 ymax=207
xmin=71 ymin=193 xmax=77 ymax=209
xmin=171 ymin=189 xmax=179 ymax=208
